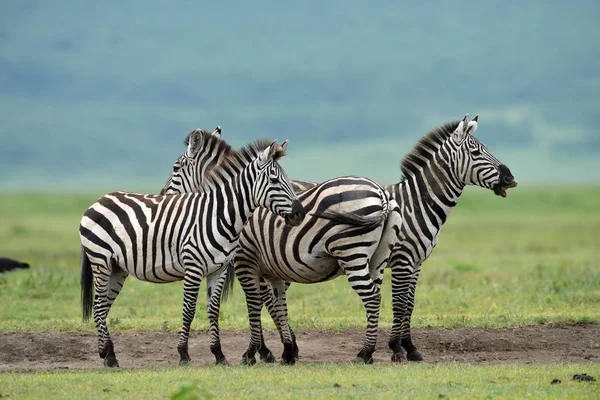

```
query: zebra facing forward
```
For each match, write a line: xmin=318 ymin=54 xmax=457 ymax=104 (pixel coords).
xmin=162 ymin=132 xmax=403 ymax=365
xmin=79 ymin=134 xmax=305 ymax=367
xmin=256 ymin=114 xmax=518 ymax=363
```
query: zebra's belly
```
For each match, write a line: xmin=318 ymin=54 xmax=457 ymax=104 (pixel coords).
xmin=125 ymin=257 xmax=186 ymax=283
xmin=261 ymin=252 xmax=342 ymax=284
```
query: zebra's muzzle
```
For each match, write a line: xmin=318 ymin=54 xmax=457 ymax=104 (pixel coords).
xmin=284 ymin=200 xmax=305 ymax=227
xmin=493 ymin=179 xmax=518 ymax=198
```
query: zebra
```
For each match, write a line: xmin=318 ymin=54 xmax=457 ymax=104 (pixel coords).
xmin=254 ymin=113 xmax=518 ymax=363
xmin=79 ymin=133 xmax=306 ymax=367
xmin=160 ymin=130 xmax=403 ymax=365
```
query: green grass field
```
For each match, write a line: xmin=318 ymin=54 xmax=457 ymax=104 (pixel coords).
xmin=1 ymin=186 xmax=599 ymax=399
xmin=1 ymin=186 xmax=598 ymax=332
xmin=1 ymin=364 xmax=599 ymax=399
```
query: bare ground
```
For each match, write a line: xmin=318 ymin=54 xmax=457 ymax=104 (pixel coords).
xmin=1 ymin=324 xmax=599 ymax=371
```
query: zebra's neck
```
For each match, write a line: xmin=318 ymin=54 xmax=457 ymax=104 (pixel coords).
xmin=202 ymin=166 xmax=258 ymax=236
xmin=391 ymin=147 xmax=465 ymax=239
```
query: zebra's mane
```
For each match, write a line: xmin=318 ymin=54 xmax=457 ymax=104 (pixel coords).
xmin=200 ymin=137 xmax=283 ymax=191
xmin=183 ymin=129 xmax=233 ymax=160
xmin=399 ymin=120 xmax=460 ymax=180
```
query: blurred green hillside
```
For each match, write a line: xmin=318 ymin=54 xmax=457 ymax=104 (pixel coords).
xmin=1 ymin=1 xmax=599 ymax=190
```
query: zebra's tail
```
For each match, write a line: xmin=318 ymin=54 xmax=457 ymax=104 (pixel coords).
xmin=80 ymin=247 xmax=94 ymax=322
xmin=314 ymin=188 xmax=392 ymax=235
xmin=220 ymin=262 xmax=236 ymax=303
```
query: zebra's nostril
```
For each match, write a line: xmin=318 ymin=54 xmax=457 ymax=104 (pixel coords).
xmin=503 ymin=176 xmax=513 ymax=184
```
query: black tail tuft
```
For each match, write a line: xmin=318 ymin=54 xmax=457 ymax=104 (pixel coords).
xmin=21 ymin=262 xmax=30 ymax=269
xmin=80 ymin=248 xmax=94 ymax=322
xmin=220 ymin=262 xmax=236 ymax=303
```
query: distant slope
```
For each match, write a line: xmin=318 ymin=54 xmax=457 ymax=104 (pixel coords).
xmin=1 ymin=1 xmax=599 ymax=189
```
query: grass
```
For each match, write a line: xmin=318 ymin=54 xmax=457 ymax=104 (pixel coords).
xmin=1 ymin=364 xmax=599 ymax=399
xmin=1 ymin=186 xmax=599 ymax=332
xmin=1 ymin=186 xmax=599 ymax=399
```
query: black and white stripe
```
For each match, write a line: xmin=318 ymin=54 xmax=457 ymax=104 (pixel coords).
xmin=385 ymin=114 xmax=517 ymax=362
xmin=233 ymin=176 xmax=403 ymax=365
xmin=79 ymin=133 xmax=305 ymax=367
xmin=256 ymin=114 xmax=517 ymax=363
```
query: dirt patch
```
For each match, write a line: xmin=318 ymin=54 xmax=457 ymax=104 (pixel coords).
xmin=1 ymin=324 xmax=599 ymax=371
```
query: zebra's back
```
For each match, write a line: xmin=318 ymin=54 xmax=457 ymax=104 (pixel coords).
xmin=236 ymin=176 xmax=393 ymax=284
xmin=79 ymin=191 xmax=201 ymax=283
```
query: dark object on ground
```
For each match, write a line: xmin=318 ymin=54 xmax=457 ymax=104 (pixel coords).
xmin=573 ymin=373 xmax=596 ymax=382
xmin=550 ymin=379 xmax=561 ymax=384
xmin=333 ymin=383 xmax=341 ymax=388
xmin=0 ymin=258 xmax=30 ymax=273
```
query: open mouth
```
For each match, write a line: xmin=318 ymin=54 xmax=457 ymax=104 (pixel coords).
xmin=493 ymin=180 xmax=518 ymax=198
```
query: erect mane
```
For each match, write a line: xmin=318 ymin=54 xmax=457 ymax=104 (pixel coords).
xmin=183 ymin=129 xmax=233 ymax=160
xmin=199 ymin=137 xmax=281 ymax=191
xmin=399 ymin=120 xmax=460 ymax=179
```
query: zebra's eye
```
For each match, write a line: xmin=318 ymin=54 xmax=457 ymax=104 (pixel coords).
xmin=173 ymin=165 xmax=181 ymax=172
xmin=270 ymin=177 xmax=279 ymax=184
xmin=471 ymin=149 xmax=481 ymax=156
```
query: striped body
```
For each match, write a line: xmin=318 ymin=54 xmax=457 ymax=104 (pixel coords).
xmin=235 ymin=176 xmax=402 ymax=364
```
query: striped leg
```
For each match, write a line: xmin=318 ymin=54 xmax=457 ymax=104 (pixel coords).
xmin=340 ymin=259 xmax=382 ymax=364
xmin=206 ymin=268 xmax=229 ymax=365
xmin=91 ymin=264 xmax=119 ymax=367
xmin=106 ymin=267 xmax=128 ymax=315
xmin=400 ymin=264 xmax=423 ymax=361
xmin=265 ymin=278 xmax=296 ymax=365
xmin=388 ymin=252 xmax=419 ymax=362
xmin=237 ymin=267 xmax=263 ymax=366
xmin=177 ymin=265 xmax=206 ymax=366
xmin=259 ymin=279 xmax=298 ymax=363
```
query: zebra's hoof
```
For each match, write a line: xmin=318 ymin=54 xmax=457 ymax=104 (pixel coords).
xmin=261 ymin=351 xmax=276 ymax=364
xmin=406 ymin=350 xmax=424 ymax=362
xmin=104 ymin=357 xmax=119 ymax=368
xmin=215 ymin=358 xmax=229 ymax=366
xmin=239 ymin=356 xmax=256 ymax=366
xmin=280 ymin=354 xmax=296 ymax=366
xmin=391 ymin=352 xmax=407 ymax=363
xmin=179 ymin=358 xmax=190 ymax=367
xmin=352 ymin=355 xmax=374 ymax=364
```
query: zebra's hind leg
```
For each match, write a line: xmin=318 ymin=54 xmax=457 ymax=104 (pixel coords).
xmin=266 ymin=278 xmax=296 ymax=365
xmin=91 ymin=265 xmax=120 ymax=368
xmin=260 ymin=279 xmax=299 ymax=363
xmin=340 ymin=262 xmax=382 ymax=364
xmin=236 ymin=269 xmax=263 ymax=366
xmin=177 ymin=266 xmax=205 ymax=366
xmin=206 ymin=268 xmax=229 ymax=366
xmin=258 ymin=278 xmax=277 ymax=363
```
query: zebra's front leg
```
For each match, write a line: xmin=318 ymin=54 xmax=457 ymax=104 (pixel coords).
xmin=342 ymin=262 xmax=382 ymax=364
xmin=206 ymin=268 xmax=229 ymax=366
xmin=266 ymin=278 xmax=296 ymax=365
xmin=400 ymin=264 xmax=423 ymax=362
xmin=92 ymin=267 xmax=119 ymax=368
xmin=177 ymin=268 xmax=205 ymax=366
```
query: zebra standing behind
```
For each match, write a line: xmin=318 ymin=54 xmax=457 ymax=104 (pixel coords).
xmin=79 ymin=134 xmax=305 ymax=367
xmin=161 ymin=131 xmax=403 ymax=365
xmin=256 ymin=114 xmax=518 ymax=363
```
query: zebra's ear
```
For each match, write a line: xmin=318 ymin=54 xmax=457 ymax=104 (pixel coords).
xmin=466 ymin=115 xmax=478 ymax=136
xmin=258 ymin=140 xmax=279 ymax=166
xmin=274 ymin=140 xmax=288 ymax=161
xmin=186 ymin=131 xmax=202 ymax=157
xmin=212 ymin=126 xmax=222 ymax=138
xmin=452 ymin=114 xmax=470 ymax=144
